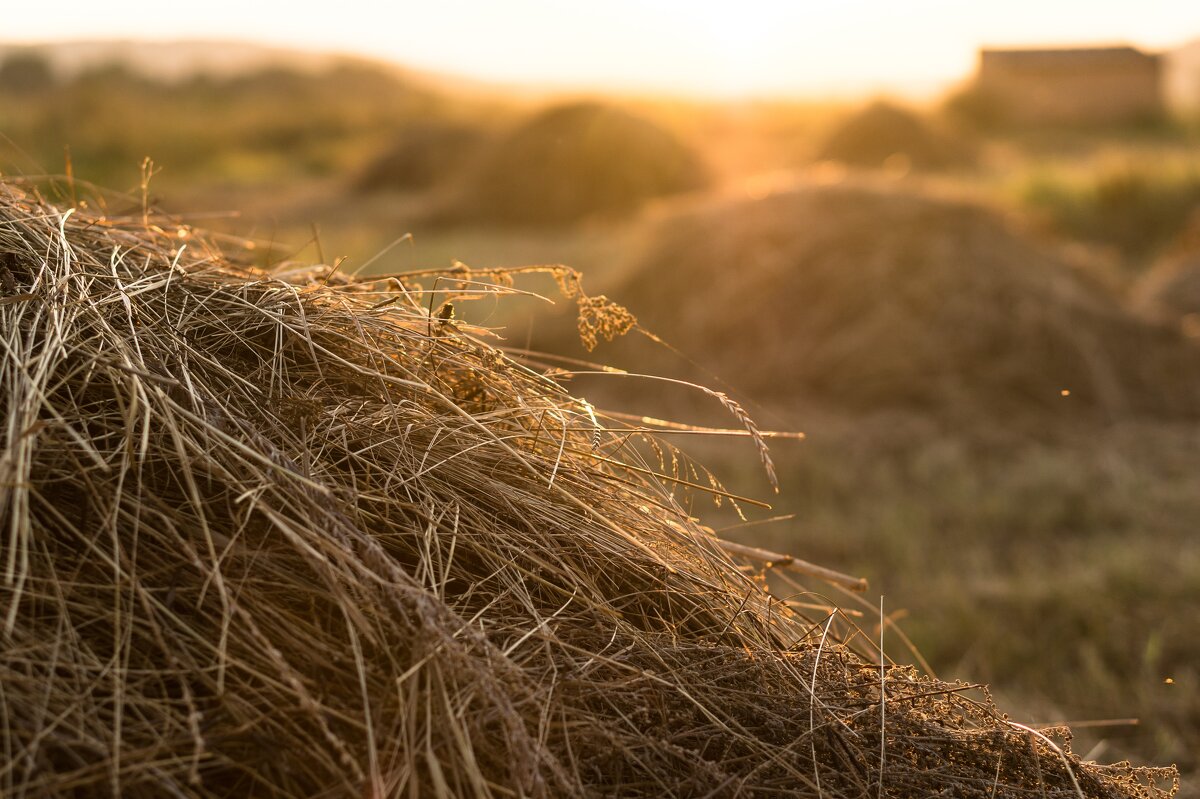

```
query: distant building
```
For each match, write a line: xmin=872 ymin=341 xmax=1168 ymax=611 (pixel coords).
xmin=975 ymin=46 xmax=1163 ymax=125
xmin=1167 ymin=39 xmax=1200 ymax=113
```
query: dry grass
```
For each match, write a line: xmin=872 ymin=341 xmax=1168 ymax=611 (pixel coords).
xmin=0 ymin=179 xmax=1178 ymax=797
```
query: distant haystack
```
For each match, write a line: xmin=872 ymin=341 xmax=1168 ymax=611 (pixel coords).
xmin=1135 ymin=211 xmax=1200 ymax=330
xmin=618 ymin=178 xmax=1200 ymax=421
xmin=815 ymin=100 xmax=973 ymax=172
xmin=446 ymin=101 xmax=709 ymax=226
xmin=1139 ymin=256 xmax=1200 ymax=327
xmin=353 ymin=122 xmax=486 ymax=192
xmin=0 ymin=50 xmax=55 ymax=94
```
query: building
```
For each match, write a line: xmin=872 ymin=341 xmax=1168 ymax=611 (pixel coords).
xmin=975 ymin=46 xmax=1163 ymax=125
xmin=1166 ymin=38 xmax=1200 ymax=113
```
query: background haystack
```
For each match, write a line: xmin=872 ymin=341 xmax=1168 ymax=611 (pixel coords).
xmin=615 ymin=178 xmax=1200 ymax=422
xmin=444 ymin=101 xmax=709 ymax=226
xmin=815 ymin=100 xmax=974 ymax=171
xmin=1137 ymin=253 xmax=1200 ymax=331
xmin=1136 ymin=210 xmax=1200 ymax=331
xmin=352 ymin=121 xmax=487 ymax=192
xmin=0 ymin=181 xmax=1176 ymax=797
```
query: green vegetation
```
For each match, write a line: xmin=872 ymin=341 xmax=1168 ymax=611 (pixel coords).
xmin=1018 ymin=157 xmax=1200 ymax=266
xmin=0 ymin=55 xmax=456 ymax=191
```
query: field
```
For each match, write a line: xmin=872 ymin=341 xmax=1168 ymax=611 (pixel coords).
xmin=2 ymin=46 xmax=1199 ymax=794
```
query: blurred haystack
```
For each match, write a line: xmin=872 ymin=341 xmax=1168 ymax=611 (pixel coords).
xmin=445 ymin=101 xmax=708 ymax=226
xmin=352 ymin=122 xmax=487 ymax=192
xmin=619 ymin=178 xmax=1200 ymax=421
xmin=816 ymin=100 xmax=974 ymax=172
xmin=1135 ymin=209 xmax=1200 ymax=334
xmin=0 ymin=181 xmax=1177 ymax=797
xmin=1137 ymin=256 xmax=1200 ymax=333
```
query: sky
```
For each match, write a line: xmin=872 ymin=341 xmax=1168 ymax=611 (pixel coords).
xmin=7 ymin=0 xmax=1200 ymax=98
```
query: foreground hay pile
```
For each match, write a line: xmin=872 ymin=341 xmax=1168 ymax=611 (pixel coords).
xmin=444 ymin=101 xmax=709 ymax=226
xmin=618 ymin=178 xmax=1200 ymax=422
xmin=0 ymin=182 xmax=1177 ymax=797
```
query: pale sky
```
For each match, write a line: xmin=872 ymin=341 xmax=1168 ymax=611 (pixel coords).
xmin=6 ymin=1 xmax=1200 ymax=97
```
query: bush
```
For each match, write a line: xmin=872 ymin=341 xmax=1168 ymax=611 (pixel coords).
xmin=1020 ymin=164 xmax=1200 ymax=263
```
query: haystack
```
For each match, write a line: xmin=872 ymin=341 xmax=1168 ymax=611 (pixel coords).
xmin=353 ymin=122 xmax=486 ymax=193
xmin=816 ymin=100 xmax=973 ymax=171
xmin=1137 ymin=253 xmax=1200 ymax=327
xmin=0 ymin=181 xmax=1176 ymax=797
xmin=617 ymin=178 xmax=1200 ymax=421
xmin=1135 ymin=210 xmax=1200 ymax=330
xmin=445 ymin=101 xmax=708 ymax=226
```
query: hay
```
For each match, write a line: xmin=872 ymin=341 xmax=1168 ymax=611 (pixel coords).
xmin=1135 ymin=211 xmax=1200 ymax=332
xmin=352 ymin=122 xmax=487 ymax=193
xmin=616 ymin=178 xmax=1200 ymax=422
xmin=444 ymin=101 xmax=709 ymax=227
xmin=0 ymin=180 xmax=1177 ymax=797
xmin=816 ymin=101 xmax=974 ymax=172
xmin=1137 ymin=253 xmax=1200 ymax=329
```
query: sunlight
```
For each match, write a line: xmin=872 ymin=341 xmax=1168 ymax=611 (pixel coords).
xmin=4 ymin=0 xmax=1199 ymax=97
xmin=699 ymin=10 xmax=770 ymax=95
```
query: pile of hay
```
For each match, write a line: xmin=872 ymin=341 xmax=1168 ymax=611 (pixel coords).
xmin=0 ymin=181 xmax=1177 ymax=797
xmin=617 ymin=177 xmax=1200 ymax=422
xmin=1136 ymin=211 xmax=1200 ymax=331
xmin=1137 ymin=254 xmax=1200 ymax=332
xmin=444 ymin=101 xmax=708 ymax=226
xmin=815 ymin=101 xmax=974 ymax=172
xmin=352 ymin=122 xmax=487 ymax=193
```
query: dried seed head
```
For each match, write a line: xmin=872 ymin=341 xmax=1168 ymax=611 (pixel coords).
xmin=576 ymin=295 xmax=636 ymax=352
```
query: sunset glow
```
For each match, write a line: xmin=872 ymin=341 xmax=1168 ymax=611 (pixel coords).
xmin=6 ymin=0 xmax=1200 ymax=97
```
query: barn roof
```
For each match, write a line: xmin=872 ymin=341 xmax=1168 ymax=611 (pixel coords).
xmin=980 ymin=45 xmax=1159 ymax=67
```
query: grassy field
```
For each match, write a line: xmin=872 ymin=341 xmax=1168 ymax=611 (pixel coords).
xmin=706 ymin=418 xmax=1200 ymax=772
xmin=3 ymin=49 xmax=1198 ymax=790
